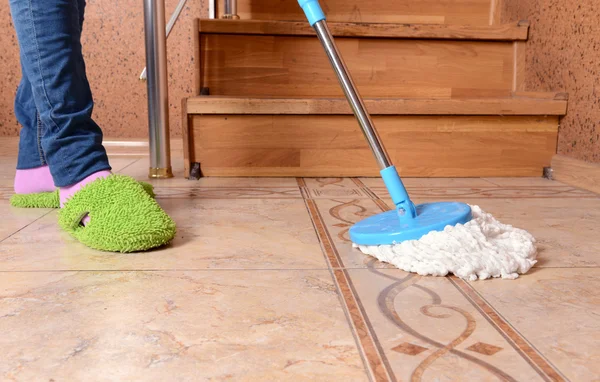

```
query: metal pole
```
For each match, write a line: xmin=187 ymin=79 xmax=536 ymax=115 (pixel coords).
xmin=222 ymin=0 xmax=239 ymax=19
xmin=140 ymin=0 xmax=189 ymax=81
xmin=313 ymin=20 xmax=392 ymax=170
xmin=143 ymin=0 xmax=173 ymax=178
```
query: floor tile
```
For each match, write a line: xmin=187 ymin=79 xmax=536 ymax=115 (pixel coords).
xmin=0 ymin=270 xmax=367 ymax=381
xmin=108 ymin=157 xmax=142 ymax=172
xmin=0 ymin=198 xmax=328 ymax=271
xmin=0 ymin=202 xmax=51 ymax=242
xmin=344 ymin=268 xmax=547 ymax=381
xmin=470 ymin=268 xmax=600 ymax=381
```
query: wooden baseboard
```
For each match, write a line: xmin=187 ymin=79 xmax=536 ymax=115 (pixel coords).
xmin=551 ymin=155 xmax=600 ymax=194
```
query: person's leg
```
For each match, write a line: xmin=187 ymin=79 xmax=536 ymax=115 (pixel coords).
xmin=9 ymin=0 xmax=175 ymax=251
xmin=13 ymin=72 xmax=55 ymax=194
xmin=8 ymin=0 xmax=111 ymax=192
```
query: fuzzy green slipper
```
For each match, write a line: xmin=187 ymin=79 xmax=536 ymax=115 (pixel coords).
xmin=10 ymin=190 xmax=60 ymax=208
xmin=58 ymin=175 xmax=175 ymax=252
xmin=10 ymin=182 xmax=155 ymax=209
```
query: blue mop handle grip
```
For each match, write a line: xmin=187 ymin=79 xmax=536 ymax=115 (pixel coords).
xmin=381 ymin=166 xmax=416 ymax=218
xmin=298 ymin=0 xmax=326 ymax=26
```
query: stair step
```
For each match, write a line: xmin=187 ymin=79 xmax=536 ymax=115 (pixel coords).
xmin=197 ymin=32 xmax=522 ymax=98
xmin=186 ymin=94 xmax=567 ymax=116
xmin=183 ymin=95 xmax=565 ymax=178
xmin=215 ymin=0 xmax=493 ymax=25
xmin=198 ymin=19 xmax=529 ymax=41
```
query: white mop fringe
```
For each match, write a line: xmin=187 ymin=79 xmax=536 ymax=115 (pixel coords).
xmin=353 ymin=205 xmax=537 ymax=281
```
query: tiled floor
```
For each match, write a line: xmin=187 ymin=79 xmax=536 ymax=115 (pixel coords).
xmin=1 ymin=153 xmax=599 ymax=381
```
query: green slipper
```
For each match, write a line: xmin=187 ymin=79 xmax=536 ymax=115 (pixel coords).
xmin=10 ymin=190 xmax=60 ymax=208
xmin=10 ymin=181 xmax=156 ymax=209
xmin=58 ymin=175 xmax=175 ymax=252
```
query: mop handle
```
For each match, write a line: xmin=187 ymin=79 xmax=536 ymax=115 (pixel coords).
xmin=298 ymin=0 xmax=415 ymax=214
xmin=298 ymin=0 xmax=392 ymax=170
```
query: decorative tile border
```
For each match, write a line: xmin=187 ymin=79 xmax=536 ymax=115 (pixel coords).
xmin=451 ymin=278 xmax=566 ymax=382
xmin=301 ymin=177 xmax=569 ymax=381
xmin=301 ymin=194 xmax=393 ymax=381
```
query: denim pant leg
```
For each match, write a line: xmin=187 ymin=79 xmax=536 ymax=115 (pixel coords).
xmin=15 ymin=70 xmax=46 ymax=170
xmin=8 ymin=0 xmax=111 ymax=187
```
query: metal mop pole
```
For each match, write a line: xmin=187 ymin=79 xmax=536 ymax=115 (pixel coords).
xmin=143 ymin=0 xmax=173 ymax=178
xmin=300 ymin=0 xmax=415 ymax=216
xmin=313 ymin=21 xmax=392 ymax=171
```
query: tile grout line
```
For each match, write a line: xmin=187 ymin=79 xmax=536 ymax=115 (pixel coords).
xmin=0 ymin=209 xmax=55 ymax=244
xmin=113 ymin=157 xmax=142 ymax=173
xmin=297 ymin=178 xmax=394 ymax=382
xmin=450 ymin=277 xmax=568 ymax=382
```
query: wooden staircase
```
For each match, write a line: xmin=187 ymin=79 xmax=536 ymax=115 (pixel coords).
xmin=182 ymin=1 xmax=568 ymax=178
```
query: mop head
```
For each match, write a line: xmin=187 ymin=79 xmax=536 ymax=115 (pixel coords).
xmin=353 ymin=205 xmax=537 ymax=280
xmin=58 ymin=175 xmax=175 ymax=253
xmin=10 ymin=182 xmax=156 ymax=208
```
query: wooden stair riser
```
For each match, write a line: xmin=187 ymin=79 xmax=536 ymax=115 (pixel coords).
xmin=200 ymin=34 xmax=516 ymax=99
xmin=187 ymin=114 xmax=558 ymax=177
xmin=215 ymin=0 xmax=493 ymax=25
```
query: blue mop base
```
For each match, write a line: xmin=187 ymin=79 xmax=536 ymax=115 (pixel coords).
xmin=349 ymin=202 xmax=472 ymax=246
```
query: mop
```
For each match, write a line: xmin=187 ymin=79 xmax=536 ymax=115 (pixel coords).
xmin=297 ymin=0 xmax=538 ymax=280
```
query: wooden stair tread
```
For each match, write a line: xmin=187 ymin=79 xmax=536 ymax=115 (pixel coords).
xmin=186 ymin=94 xmax=567 ymax=116
xmin=198 ymin=19 xmax=529 ymax=41
xmin=215 ymin=0 xmax=493 ymax=26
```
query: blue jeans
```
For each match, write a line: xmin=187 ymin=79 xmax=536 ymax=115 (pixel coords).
xmin=9 ymin=0 xmax=111 ymax=187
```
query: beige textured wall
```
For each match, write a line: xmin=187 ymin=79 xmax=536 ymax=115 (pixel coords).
xmin=502 ymin=0 xmax=600 ymax=162
xmin=0 ymin=0 xmax=208 ymax=139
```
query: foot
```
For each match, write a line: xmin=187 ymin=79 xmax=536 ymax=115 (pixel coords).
xmin=14 ymin=165 xmax=55 ymax=194
xmin=60 ymin=170 xmax=111 ymax=225
xmin=11 ymin=167 xmax=156 ymax=209
xmin=9 ymin=165 xmax=60 ymax=208
xmin=58 ymin=174 xmax=176 ymax=252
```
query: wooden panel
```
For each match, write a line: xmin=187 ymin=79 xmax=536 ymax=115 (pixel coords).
xmin=513 ymin=41 xmax=527 ymax=92
xmin=198 ymin=19 xmax=529 ymax=40
xmin=186 ymin=96 xmax=568 ymax=115
xmin=189 ymin=115 xmax=558 ymax=177
xmin=201 ymin=34 xmax=514 ymax=98
xmin=552 ymin=155 xmax=600 ymax=194
xmin=489 ymin=0 xmax=502 ymax=25
xmin=215 ymin=0 xmax=491 ymax=25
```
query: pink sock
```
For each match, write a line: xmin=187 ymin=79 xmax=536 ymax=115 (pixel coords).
xmin=14 ymin=165 xmax=55 ymax=194
xmin=60 ymin=170 xmax=111 ymax=225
